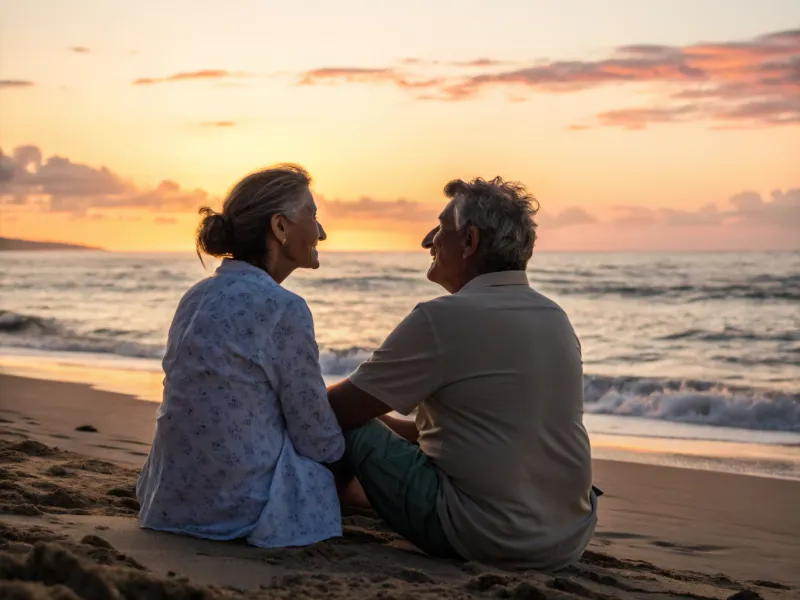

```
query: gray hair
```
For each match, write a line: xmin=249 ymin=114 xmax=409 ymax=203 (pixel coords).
xmin=196 ymin=164 xmax=311 ymax=265
xmin=445 ymin=176 xmax=539 ymax=272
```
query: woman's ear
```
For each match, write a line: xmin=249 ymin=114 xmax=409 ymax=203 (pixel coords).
xmin=270 ymin=214 xmax=287 ymax=243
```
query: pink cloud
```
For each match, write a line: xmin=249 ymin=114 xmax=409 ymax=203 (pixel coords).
xmin=2 ymin=144 xmax=797 ymax=250
xmin=133 ymin=70 xmax=248 ymax=86
xmin=319 ymin=196 xmax=438 ymax=224
xmin=295 ymin=28 xmax=800 ymax=128
xmin=0 ymin=145 xmax=212 ymax=214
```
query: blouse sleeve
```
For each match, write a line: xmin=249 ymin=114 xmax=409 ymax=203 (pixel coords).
xmin=271 ymin=297 xmax=345 ymax=464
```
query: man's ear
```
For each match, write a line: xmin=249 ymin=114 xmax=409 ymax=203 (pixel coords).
xmin=462 ymin=225 xmax=480 ymax=259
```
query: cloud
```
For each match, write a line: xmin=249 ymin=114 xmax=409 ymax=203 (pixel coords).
xmin=295 ymin=66 xmax=443 ymax=94
xmin=0 ymin=80 xmax=35 ymax=89
xmin=592 ymin=105 xmax=700 ymax=130
xmin=132 ymin=70 xmax=247 ymax=86
xmin=295 ymin=28 xmax=800 ymax=128
xmin=196 ymin=121 xmax=236 ymax=128
xmin=543 ymin=207 xmax=598 ymax=229
xmin=0 ymin=145 xmax=213 ymax=214
xmin=610 ymin=189 xmax=799 ymax=229
xmin=452 ymin=58 xmax=509 ymax=68
xmin=319 ymin=196 xmax=439 ymax=224
xmin=400 ymin=58 xmax=509 ymax=68
xmin=69 ymin=46 xmax=90 ymax=53
xmin=727 ymin=188 xmax=800 ymax=227
xmin=298 ymin=67 xmax=398 ymax=86
xmin=3 ymin=144 xmax=796 ymax=251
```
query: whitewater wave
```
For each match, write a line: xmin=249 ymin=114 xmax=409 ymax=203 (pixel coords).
xmin=585 ymin=376 xmax=800 ymax=432
xmin=0 ymin=310 xmax=164 ymax=359
xmin=319 ymin=348 xmax=372 ymax=375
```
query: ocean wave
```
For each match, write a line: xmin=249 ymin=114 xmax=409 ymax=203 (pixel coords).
xmin=657 ymin=326 xmax=800 ymax=344
xmin=3 ymin=309 xmax=798 ymax=433
xmin=0 ymin=310 xmax=374 ymax=374
xmin=0 ymin=310 xmax=163 ymax=359
xmin=0 ymin=311 xmax=60 ymax=335
xmin=310 ymin=275 xmax=419 ymax=290
xmin=585 ymin=375 xmax=800 ymax=432
xmin=319 ymin=348 xmax=372 ymax=375
xmin=545 ymin=274 xmax=800 ymax=302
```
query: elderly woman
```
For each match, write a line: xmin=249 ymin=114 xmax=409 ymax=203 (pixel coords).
xmin=137 ymin=165 xmax=344 ymax=548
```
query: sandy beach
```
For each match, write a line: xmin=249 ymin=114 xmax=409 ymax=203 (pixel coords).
xmin=1 ymin=372 xmax=798 ymax=599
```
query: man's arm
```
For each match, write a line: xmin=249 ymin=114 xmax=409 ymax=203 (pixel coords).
xmin=328 ymin=304 xmax=439 ymax=434
xmin=327 ymin=379 xmax=420 ymax=442
xmin=327 ymin=378 xmax=391 ymax=430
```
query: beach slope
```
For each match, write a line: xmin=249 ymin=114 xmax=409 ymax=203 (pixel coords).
xmin=0 ymin=373 xmax=798 ymax=599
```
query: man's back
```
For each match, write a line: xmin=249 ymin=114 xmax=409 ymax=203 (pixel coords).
xmin=415 ymin=271 xmax=595 ymax=568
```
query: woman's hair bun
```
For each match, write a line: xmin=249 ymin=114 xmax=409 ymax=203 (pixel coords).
xmin=196 ymin=206 xmax=232 ymax=258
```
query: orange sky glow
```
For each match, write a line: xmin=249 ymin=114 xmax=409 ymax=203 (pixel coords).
xmin=1 ymin=0 xmax=798 ymax=251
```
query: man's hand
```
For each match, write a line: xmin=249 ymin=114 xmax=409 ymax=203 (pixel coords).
xmin=327 ymin=379 xmax=392 ymax=430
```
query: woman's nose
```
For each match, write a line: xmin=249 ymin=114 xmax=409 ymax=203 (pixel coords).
xmin=318 ymin=222 xmax=327 ymax=241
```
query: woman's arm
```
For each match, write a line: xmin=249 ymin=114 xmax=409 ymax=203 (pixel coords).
xmin=272 ymin=298 xmax=345 ymax=464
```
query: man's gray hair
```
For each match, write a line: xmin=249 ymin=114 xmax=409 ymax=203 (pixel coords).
xmin=445 ymin=176 xmax=540 ymax=272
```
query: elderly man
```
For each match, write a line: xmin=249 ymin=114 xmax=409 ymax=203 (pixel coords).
xmin=328 ymin=176 xmax=597 ymax=569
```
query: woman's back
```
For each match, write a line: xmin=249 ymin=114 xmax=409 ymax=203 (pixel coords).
xmin=137 ymin=259 xmax=344 ymax=547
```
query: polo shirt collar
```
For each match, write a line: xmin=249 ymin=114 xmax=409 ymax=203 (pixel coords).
xmin=458 ymin=270 xmax=529 ymax=293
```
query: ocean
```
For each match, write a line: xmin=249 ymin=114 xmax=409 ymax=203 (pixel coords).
xmin=1 ymin=250 xmax=798 ymax=479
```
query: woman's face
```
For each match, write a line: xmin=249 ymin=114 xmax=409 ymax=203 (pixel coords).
xmin=281 ymin=188 xmax=327 ymax=270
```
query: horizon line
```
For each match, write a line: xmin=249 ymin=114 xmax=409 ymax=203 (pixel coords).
xmin=3 ymin=248 xmax=798 ymax=255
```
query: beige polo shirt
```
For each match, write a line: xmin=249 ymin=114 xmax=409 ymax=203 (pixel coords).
xmin=349 ymin=270 xmax=596 ymax=569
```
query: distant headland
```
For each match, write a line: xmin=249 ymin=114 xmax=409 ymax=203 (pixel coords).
xmin=0 ymin=237 xmax=104 ymax=251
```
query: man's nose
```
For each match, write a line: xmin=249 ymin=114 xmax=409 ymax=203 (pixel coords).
xmin=421 ymin=226 xmax=438 ymax=249
xmin=318 ymin=222 xmax=327 ymax=241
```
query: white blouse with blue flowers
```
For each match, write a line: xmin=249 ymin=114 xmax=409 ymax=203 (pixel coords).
xmin=136 ymin=259 xmax=345 ymax=548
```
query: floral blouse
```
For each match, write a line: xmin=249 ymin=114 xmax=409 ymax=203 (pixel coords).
xmin=136 ymin=259 xmax=345 ymax=547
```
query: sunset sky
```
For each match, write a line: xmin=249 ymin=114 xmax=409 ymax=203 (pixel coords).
xmin=1 ymin=0 xmax=798 ymax=251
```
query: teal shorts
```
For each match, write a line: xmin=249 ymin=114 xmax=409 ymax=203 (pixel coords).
xmin=342 ymin=419 xmax=460 ymax=559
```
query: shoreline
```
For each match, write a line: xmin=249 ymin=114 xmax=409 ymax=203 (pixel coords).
xmin=2 ymin=352 xmax=798 ymax=482
xmin=0 ymin=371 xmax=798 ymax=596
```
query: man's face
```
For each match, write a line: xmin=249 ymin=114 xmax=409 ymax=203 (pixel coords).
xmin=421 ymin=199 xmax=467 ymax=293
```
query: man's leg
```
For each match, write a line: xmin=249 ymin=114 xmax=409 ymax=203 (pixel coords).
xmin=341 ymin=419 xmax=459 ymax=560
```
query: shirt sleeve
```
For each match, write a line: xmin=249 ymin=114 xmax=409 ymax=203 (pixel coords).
xmin=348 ymin=304 xmax=441 ymax=416
xmin=272 ymin=297 xmax=345 ymax=464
